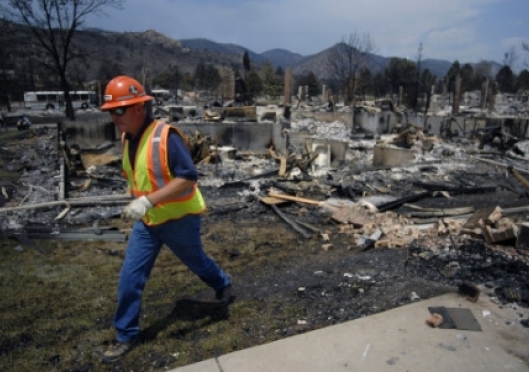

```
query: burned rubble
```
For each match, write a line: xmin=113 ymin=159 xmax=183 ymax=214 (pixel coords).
xmin=1 ymin=97 xmax=529 ymax=370
xmin=2 ymin=102 xmax=529 ymax=303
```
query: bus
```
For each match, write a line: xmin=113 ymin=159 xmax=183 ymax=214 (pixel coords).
xmin=23 ymin=90 xmax=98 ymax=110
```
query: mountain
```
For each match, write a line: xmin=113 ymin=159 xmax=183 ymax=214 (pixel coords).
xmin=179 ymin=38 xmax=268 ymax=65
xmin=260 ymin=49 xmax=305 ymax=69
xmin=11 ymin=23 xmax=502 ymax=86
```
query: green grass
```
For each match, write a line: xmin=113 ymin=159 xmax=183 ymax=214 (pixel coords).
xmin=0 ymin=217 xmax=317 ymax=371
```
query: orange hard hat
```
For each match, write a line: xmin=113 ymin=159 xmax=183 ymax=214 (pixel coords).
xmin=100 ymin=75 xmax=153 ymax=110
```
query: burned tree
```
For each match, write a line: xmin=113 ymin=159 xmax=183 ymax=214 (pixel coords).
xmin=3 ymin=0 xmax=123 ymax=120
xmin=327 ymin=31 xmax=374 ymax=106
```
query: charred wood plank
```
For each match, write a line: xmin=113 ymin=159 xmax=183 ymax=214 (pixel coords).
xmin=270 ymin=204 xmax=311 ymax=239
xmin=0 ymin=194 xmax=133 ymax=213
xmin=470 ymin=155 xmax=529 ymax=175
xmin=22 ymin=231 xmax=127 ymax=241
xmin=377 ymin=191 xmax=430 ymax=213
xmin=208 ymin=204 xmax=249 ymax=215
xmin=512 ymin=170 xmax=529 ymax=192
xmin=221 ymin=168 xmax=290 ymax=188
xmin=10 ymin=225 xmax=127 ymax=242
xmin=411 ymin=181 xmax=496 ymax=194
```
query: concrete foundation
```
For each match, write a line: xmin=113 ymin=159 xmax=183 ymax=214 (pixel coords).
xmin=177 ymin=122 xmax=287 ymax=155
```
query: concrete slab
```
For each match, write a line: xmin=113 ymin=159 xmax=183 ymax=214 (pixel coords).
xmin=170 ymin=292 xmax=529 ymax=372
xmin=171 ymin=358 xmax=220 ymax=372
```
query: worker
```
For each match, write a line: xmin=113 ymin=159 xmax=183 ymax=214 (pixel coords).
xmin=100 ymin=75 xmax=232 ymax=363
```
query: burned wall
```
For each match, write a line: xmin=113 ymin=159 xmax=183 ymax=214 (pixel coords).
xmin=176 ymin=122 xmax=287 ymax=154
xmin=354 ymin=111 xmax=529 ymax=138
xmin=292 ymin=111 xmax=353 ymax=127
xmin=61 ymin=118 xmax=117 ymax=149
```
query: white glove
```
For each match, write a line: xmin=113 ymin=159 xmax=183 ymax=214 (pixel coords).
xmin=122 ymin=196 xmax=153 ymax=220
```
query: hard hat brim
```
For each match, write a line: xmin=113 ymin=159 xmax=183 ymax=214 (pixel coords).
xmin=101 ymin=95 xmax=154 ymax=111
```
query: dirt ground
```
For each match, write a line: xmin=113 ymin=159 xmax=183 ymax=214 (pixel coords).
xmin=4 ymin=183 xmax=528 ymax=372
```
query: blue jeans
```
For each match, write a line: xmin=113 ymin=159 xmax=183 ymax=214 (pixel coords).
xmin=114 ymin=215 xmax=231 ymax=342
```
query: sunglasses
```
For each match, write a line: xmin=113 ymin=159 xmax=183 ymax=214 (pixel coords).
xmin=108 ymin=106 xmax=130 ymax=116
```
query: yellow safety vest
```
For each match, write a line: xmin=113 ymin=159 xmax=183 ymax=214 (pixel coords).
xmin=122 ymin=120 xmax=205 ymax=226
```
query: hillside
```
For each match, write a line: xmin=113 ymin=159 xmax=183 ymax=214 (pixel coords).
xmin=11 ymin=24 xmax=501 ymax=86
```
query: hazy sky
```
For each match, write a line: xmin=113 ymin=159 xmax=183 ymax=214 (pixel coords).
xmin=85 ymin=0 xmax=529 ymax=66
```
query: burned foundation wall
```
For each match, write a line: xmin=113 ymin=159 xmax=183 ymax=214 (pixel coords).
xmin=354 ymin=111 xmax=529 ymax=138
xmin=61 ymin=119 xmax=117 ymax=148
xmin=176 ymin=122 xmax=287 ymax=154
xmin=287 ymin=131 xmax=348 ymax=162
xmin=292 ymin=111 xmax=353 ymax=127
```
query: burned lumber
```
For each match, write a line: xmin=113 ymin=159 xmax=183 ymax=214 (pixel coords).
xmin=9 ymin=225 xmax=128 ymax=242
xmin=221 ymin=168 xmax=289 ymax=188
xmin=411 ymin=181 xmax=496 ymax=194
xmin=0 ymin=194 xmax=133 ymax=213
xmin=269 ymin=204 xmax=312 ymax=239
xmin=470 ymin=155 xmax=529 ymax=175
xmin=377 ymin=191 xmax=430 ymax=213
xmin=208 ymin=204 xmax=249 ymax=215
xmin=403 ymin=204 xmax=474 ymax=218
xmin=405 ymin=209 xmax=474 ymax=218
xmin=512 ymin=170 xmax=529 ymax=192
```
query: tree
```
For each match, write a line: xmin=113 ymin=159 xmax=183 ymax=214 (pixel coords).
xmin=496 ymin=65 xmax=515 ymax=93
xmin=97 ymin=58 xmax=124 ymax=84
xmin=262 ymin=61 xmax=282 ymax=97
xmin=296 ymin=71 xmax=320 ymax=98
xmin=517 ymin=69 xmax=529 ymax=92
xmin=245 ymin=70 xmax=263 ymax=97
xmin=193 ymin=62 xmax=222 ymax=95
xmin=356 ymin=67 xmax=372 ymax=100
xmin=275 ymin=66 xmax=284 ymax=79
xmin=502 ymin=46 xmax=518 ymax=69
xmin=243 ymin=50 xmax=251 ymax=74
xmin=372 ymin=71 xmax=387 ymax=99
xmin=523 ymin=41 xmax=529 ymax=68
xmin=460 ymin=63 xmax=477 ymax=92
xmin=3 ymin=0 xmax=123 ymax=120
xmin=384 ymin=57 xmax=417 ymax=106
xmin=445 ymin=61 xmax=461 ymax=93
xmin=413 ymin=42 xmax=424 ymax=110
xmin=418 ymin=68 xmax=437 ymax=122
xmin=326 ymin=30 xmax=374 ymax=106
xmin=153 ymin=65 xmax=182 ymax=92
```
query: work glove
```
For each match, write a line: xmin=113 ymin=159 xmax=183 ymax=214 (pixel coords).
xmin=122 ymin=195 xmax=153 ymax=220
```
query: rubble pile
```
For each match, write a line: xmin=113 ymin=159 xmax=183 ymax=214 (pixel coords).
xmin=1 ymin=103 xmax=529 ymax=311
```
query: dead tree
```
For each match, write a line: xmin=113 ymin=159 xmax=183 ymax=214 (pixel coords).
xmin=3 ymin=0 xmax=123 ymax=120
xmin=327 ymin=30 xmax=375 ymax=107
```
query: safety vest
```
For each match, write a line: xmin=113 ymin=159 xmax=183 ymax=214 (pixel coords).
xmin=122 ymin=120 xmax=205 ymax=226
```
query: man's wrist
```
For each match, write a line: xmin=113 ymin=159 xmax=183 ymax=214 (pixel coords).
xmin=140 ymin=195 xmax=154 ymax=208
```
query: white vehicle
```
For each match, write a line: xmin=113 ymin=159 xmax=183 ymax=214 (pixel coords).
xmin=23 ymin=90 xmax=98 ymax=110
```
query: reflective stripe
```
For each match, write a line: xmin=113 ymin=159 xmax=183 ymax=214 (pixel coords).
xmin=151 ymin=124 xmax=166 ymax=189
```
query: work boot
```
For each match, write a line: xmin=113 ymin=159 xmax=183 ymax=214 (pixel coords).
xmin=215 ymin=284 xmax=234 ymax=306
xmin=101 ymin=338 xmax=138 ymax=363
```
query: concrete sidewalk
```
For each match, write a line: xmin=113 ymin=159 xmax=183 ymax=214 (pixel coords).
xmin=170 ymin=292 xmax=529 ymax=372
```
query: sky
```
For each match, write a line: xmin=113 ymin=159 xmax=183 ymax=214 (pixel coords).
xmin=85 ymin=0 xmax=529 ymax=67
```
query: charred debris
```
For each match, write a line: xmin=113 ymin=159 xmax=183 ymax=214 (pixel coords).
xmin=1 ymin=95 xmax=529 ymax=311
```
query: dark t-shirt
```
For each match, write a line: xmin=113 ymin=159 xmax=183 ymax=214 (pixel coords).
xmin=126 ymin=117 xmax=197 ymax=181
